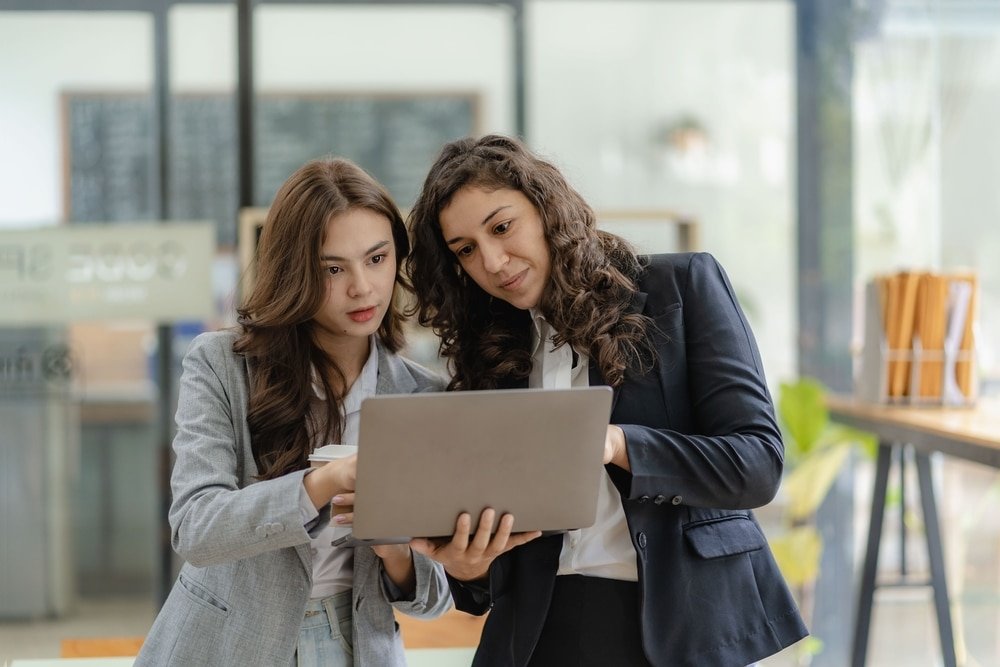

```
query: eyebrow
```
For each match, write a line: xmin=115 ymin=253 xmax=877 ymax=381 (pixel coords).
xmin=445 ymin=205 xmax=511 ymax=246
xmin=320 ymin=240 xmax=390 ymax=262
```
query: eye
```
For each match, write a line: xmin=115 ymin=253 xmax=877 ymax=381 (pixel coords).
xmin=326 ymin=265 xmax=341 ymax=276
xmin=493 ymin=220 xmax=511 ymax=235
xmin=370 ymin=253 xmax=387 ymax=265
xmin=455 ymin=244 xmax=474 ymax=258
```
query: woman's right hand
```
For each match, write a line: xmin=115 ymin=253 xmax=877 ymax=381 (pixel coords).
xmin=302 ymin=454 xmax=357 ymax=510
xmin=324 ymin=454 xmax=357 ymax=494
xmin=410 ymin=508 xmax=541 ymax=582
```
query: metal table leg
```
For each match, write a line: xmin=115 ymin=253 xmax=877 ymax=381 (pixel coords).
xmin=914 ymin=451 xmax=958 ymax=667
xmin=852 ymin=442 xmax=893 ymax=667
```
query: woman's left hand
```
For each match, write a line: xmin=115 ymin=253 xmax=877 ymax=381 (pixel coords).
xmin=375 ymin=542 xmax=416 ymax=594
xmin=603 ymin=425 xmax=630 ymax=471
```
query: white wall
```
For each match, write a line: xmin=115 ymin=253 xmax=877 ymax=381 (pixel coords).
xmin=170 ymin=5 xmax=237 ymax=90
xmin=528 ymin=0 xmax=797 ymax=384
xmin=255 ymin=4 xmax=513 ymax=134
xmin=0 ymin=13 xmax=153 ymax=227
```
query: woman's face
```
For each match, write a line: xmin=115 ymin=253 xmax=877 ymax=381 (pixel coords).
xmin=439 ymin=186 xmax=551 ymax=311
xmin=312 ymin=208 xmax=397 ymax=350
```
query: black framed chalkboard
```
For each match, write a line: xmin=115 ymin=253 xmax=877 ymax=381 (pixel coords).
xmin=63 ymin=91 xmax=480 ymax=247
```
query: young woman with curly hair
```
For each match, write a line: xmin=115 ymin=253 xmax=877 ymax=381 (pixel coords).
xmin=136 ymin=158 xmax=450 ymax=667
xmin=407 ymin=134 xmax=807 ymax=667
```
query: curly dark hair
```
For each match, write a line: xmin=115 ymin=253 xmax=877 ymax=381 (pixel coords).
xmin=406 ymin=134 xmax=654 ymax=390
xmin=235 ymin=158 xmax=410 ymax=480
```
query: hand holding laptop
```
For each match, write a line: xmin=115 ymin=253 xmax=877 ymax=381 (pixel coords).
xmin=408 ymin=421 xmax=623 ymax=583
xmin=411 ymin=508 xmax=542 ymax=582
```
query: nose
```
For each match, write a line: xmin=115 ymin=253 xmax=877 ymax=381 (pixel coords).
xmin=347 ymin=270 xmax=373 ymax=298
xmin=480 ymin=242 xmax=509 ymax=274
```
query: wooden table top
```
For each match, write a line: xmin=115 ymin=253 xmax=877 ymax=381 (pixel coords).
xmin=826 ymin=395 xmax=1000 ymax=468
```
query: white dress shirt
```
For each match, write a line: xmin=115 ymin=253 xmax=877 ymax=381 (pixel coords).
xmin=528 ymin=311 xmax=638 ymax=582
xmin=298 ymin=335 xmax=380 ymax=598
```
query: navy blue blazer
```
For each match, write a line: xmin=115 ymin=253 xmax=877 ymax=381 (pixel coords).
xmin=450 ymin=253 xmax=808 ymax=666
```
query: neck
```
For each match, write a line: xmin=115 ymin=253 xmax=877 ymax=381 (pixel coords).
xmin=316 ymin=334 xmax=372 ymax=393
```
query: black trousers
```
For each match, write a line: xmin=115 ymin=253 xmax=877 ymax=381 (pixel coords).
xmin=527 ymin=574 xmax=653 ymax=667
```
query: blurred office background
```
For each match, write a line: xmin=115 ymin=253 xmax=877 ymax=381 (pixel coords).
xmin=1 ymin=1 xmax=999 ymax=665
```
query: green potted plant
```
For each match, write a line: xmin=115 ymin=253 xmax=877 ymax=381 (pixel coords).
xmin=769 ymin=378 xmax=877 ymax=664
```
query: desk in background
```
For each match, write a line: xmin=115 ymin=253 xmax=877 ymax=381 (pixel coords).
xmin=827 ymin=396 xmax=1000 ymax=667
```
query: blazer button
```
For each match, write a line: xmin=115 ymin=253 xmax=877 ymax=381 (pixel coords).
xmin=671 ymin=495 xmax=683 ymax=505
xmin=653 ymin=494 xmax=666 ymax=505
xmin=637 ymin=532 xmax=647 ymax=549
xmin=638 ymin=495 xmax=650 ymax=504
xmin=254 ymin=526 xmax=267 ymax=538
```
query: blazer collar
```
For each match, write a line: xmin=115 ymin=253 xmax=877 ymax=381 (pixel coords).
xmin=374 ymin=337 xmax=418 ymax=395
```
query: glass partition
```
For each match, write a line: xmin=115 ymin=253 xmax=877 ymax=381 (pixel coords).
xmin=0 ymin=8 xmax=158 ymax=633
xmin=855 ymin=1 xmax=1000 ymax=394
xmin=853 ymin=4 xmax=1000 ymax=665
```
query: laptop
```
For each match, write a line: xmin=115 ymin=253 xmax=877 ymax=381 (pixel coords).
xmin=333 ymin=386 xmax=613 ymax=547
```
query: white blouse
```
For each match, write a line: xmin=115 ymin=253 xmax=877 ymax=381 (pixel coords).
xmin=528 ymin=311 xmax=638 ymax=582
xmin=298 ymin=335 xmax=380 ymax=598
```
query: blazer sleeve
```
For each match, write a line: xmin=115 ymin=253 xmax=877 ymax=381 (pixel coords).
xmin=168 ymin=335 xmax=314 ymax=567
xmin=618 ymin=252 xmax=785 ymax=509
xmin=380 ymin=551 xmax=453 ymax=619
xmin=444 ymin=552 xmax=511 ymax=616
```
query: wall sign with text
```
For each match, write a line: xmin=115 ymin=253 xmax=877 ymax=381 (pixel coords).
xmin=0 ymin=223 xmax=214 ymax=325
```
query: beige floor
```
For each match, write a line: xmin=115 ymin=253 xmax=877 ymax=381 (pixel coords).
xmin=2 ymin=592 xmax=988 ymax=666
xmin=0 ymin=597 xmax=153 ymax=663
xmin=3 ymin=457 xmax=998 ymax=667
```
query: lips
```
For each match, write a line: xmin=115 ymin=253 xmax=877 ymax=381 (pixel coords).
xmin=498 ymin=269 xmax=527 ymax=291
xmin=347 ymin=306 xmax=378 ymax=323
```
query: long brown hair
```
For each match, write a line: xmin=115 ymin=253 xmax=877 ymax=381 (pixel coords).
xmin=407 ymin=134 xmax=653 ymax=390
xmin=235 ymin=158 xmax=410 ymax=480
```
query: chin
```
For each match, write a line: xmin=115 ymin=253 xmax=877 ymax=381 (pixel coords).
xmin=518 ymin=292 xmax=543 ymax=311
xmin=508 ymin=298 xmax=536 ymax=311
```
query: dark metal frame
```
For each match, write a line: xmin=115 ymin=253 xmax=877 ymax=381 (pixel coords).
xmin=795 ymin=2 xmax=855 ymax=662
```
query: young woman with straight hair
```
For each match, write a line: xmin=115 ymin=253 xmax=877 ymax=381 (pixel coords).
xmin=137 ymin=158 xmax=450 ymax=667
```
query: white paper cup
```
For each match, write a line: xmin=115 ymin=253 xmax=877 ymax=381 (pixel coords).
xmin=308 ymin=444 xmax=358 ymax=467
xmin=322 ymin=444 xmax=358 ymax=459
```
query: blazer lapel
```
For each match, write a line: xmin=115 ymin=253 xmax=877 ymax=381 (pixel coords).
xmin=374 ymin=339 xmax=418 ymax=395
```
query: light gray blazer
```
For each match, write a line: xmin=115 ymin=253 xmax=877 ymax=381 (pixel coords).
xmin=136 ymin=331 xmax=452 ymax=666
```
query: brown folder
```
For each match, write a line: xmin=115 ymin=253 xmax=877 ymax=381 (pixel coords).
xmin=888 ymin=272 xmax=921 ymax=398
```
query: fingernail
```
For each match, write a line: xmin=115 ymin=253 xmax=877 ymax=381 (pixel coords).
xmin=334 ymin=515 xmax=347 ymax=523
xmin=332 ymin=495 xmax=343 ymax=504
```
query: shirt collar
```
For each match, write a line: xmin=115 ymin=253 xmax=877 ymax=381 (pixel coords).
xmin=342 ymin=335 xmax=379 ymax=415
xmin=528 ymin=307 xmax=547 ymax=356
xmin=311 ymin=334 xmax=380 ymax=411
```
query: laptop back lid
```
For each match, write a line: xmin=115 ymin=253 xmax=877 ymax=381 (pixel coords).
xmin=350 ymin=386 xmax=613 ymax=541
